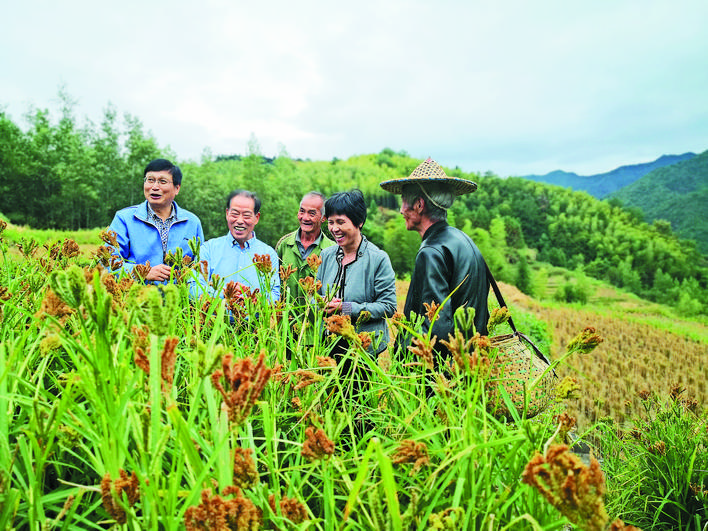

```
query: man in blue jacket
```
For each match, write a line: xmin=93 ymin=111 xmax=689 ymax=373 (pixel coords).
xmin=108 ymin=158 xmax=204 ymax=283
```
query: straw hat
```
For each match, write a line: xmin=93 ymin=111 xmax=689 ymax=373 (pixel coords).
xmin=379 ymin=158 xmax=477 ymax=195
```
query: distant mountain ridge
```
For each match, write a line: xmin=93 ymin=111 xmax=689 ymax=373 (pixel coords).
xmin=522 ymin=152 xmax=696 ymax=198
xmin=609 ymin=150 xmax=708 ymax=255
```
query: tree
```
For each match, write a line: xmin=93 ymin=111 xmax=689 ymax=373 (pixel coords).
xmin=256 ymin=171 xmax=300 ymax=247
xmin=123 ymin=114 xmax=164 ymax=207
xmin=652 ymin=219 xmax=673 ymax=236
xmin=548 ymin=248 xmax=567 ymax=268
xmin=504 ymin=215 xmax=526 ymax=249
xmin=242 ymin=133 xmax=267 ymax=190
xmin=468 ymin=227 xmax=509 ymax=282
xmin=22 ymin=108 xmax=60 ymax=227
xmin=376 ymin=148 xmax=396 ymax=168
xmin=51 ymin=89 xmax=97 ymax=229
xmin=383 ymin=217 xmax=419 ymax=278
xmin=650 ymin=268 xmax=678 ymax=305
xmin=365 ymin=199 xmax=385 ymax=249
xmin=90 ymin=104 xmax=128 ymax=225
xmin=515 ymin=254 xmax=534 ymax=296
xmin=0 ymin=112 xmax=29 ymax=222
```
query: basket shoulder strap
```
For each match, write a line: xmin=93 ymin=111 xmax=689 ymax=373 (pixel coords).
xmin=516 ymin=331 xmax=553 ymax=366
xmin=484 ymin=261 xmax=554 ymax=370
xmin=484 ymin=260 xmax=518 ymax=333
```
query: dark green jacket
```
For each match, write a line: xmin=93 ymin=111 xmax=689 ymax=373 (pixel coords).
xmin=276 ymin=229 xmax=334 ymax=306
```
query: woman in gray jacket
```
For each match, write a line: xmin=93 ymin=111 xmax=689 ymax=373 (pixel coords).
xmin=317 ymin=189 xmax=397 ymax=356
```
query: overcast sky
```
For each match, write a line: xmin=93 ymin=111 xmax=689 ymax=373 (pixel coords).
xmin=2 ymin=0 xmax=707 ymax=177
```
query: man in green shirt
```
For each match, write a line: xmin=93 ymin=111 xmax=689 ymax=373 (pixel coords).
xmin=276 ymin=191 xmax=334 ymax=307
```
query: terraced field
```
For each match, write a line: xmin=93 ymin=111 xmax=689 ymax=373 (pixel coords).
xmin=397 ymin=277 xmax=708 ymax=430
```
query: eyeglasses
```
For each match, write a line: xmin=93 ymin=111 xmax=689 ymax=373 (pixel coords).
xmin=144 ymin=177 xmax=173 ymax=186
xmin=227 ymin=209 xmax=255 ymax=220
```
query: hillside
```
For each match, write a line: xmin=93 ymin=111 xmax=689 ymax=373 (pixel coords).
xmin=521 ymin=152 xmax=696 ymax=198
xmin=1 ymin=94 xmax=707 ymax=314
xmin=610 ymin=149 xmax=708 ymax=254
xmin=3 ymin=147 xmax=708 ymax=317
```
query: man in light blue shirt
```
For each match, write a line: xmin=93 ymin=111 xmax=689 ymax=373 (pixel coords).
xmin=190 ymin=190 xmax=279 ymax=301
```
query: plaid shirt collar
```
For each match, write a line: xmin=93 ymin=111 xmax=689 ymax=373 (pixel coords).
xmin=147 ymin=203 xmax=177 ymax=253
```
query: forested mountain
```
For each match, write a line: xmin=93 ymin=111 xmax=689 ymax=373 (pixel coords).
xmin=521 ymin=152 xmax=696 ymax=198
xmin=1 ymin=100 xmax=707 ymax=316
xmin=0 ymin=104 xmax=164 ymax=230
xmin=609 ymin=149 xmax=708 ymax=254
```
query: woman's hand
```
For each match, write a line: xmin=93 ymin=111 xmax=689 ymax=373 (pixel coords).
xmin=324 ymin=297 xmax=343 ymax=315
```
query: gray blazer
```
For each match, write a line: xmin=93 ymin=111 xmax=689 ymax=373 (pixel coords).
xmin=317 ymin=236 xmax=397 ymax=354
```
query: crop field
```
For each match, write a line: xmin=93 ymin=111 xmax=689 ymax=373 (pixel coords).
xmin=1 ymin=226 xmax=707 ymax=529
xmin=479 ymin=279 xmax=708 ymax=431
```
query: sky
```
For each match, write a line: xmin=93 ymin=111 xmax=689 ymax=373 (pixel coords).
xmin=2 ymin=0 xmax=707 ymax=177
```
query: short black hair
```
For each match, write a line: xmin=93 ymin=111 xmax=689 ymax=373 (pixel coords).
xmin=225 ymin=189 xmax=262 ymax=214
xmin=144 ymin=158 xmax=183 ymax=186
xmin=325 ymin=189 xmax=367 ymax=228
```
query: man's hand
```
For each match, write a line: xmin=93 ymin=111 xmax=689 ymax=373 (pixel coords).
xmin=145 ymin=264 xmax=172 ymax=282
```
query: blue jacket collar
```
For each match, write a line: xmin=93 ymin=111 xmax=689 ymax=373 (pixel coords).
xmin=134 ymin=200 xmax=184 ymax=223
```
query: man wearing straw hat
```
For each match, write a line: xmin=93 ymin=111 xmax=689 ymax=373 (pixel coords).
xmin=380 ymin=158 xmax=489 ymax=357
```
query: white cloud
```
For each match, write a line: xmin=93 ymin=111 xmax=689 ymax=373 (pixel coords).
xmin=2 ymin=0 xmax=707 ymax=175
